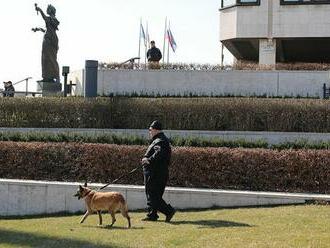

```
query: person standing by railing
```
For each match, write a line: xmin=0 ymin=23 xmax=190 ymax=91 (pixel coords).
xmin=2 ymin=81 xmax=15 ymax=97
xmin=147 ymin=41 xmax=162 ymax=70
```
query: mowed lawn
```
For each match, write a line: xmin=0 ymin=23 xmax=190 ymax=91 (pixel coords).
xmin=0 ymin=205 xmax=329 ymax=248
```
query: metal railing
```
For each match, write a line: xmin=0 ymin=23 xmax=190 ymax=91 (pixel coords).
xmin=281 ymin=0 xmax=330 ymax=5
xmin=1 ymin=77 xmax=42 ymax=97
xmin=323 ymin=83 xmax=330 ymax=99
xmin=221 ymin=0 xmax=260 ymax=9
xmin=0 ymin=90 xmax=42 ymax=97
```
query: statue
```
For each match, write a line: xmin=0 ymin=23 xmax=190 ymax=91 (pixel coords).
xmin=33 ymin=3 xmax=60 ymax=83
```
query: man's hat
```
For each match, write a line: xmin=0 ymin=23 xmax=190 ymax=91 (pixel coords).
xmin=149 ymin=120 xmax=162 ymax=130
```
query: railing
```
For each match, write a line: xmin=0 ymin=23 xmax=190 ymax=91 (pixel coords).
xmin=0 ymin=90 xmax=42 ymax=97
xmin=323 ymin=84 xmax=330 ymax=99
xmin=119 ymin=57 xmax=140 ymax=69
xmin=221 ymin=0 xmax=260 ymax=9
xmin=221 ymin=0 xmax=330 ymax=8
xmin=280 ymin=0 xmax=330 ymax=5
xmin=1 ymin=77 xmax=42 ymax=97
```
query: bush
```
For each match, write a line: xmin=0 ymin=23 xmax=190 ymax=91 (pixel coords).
xmin=0 ymin=97 xmax=329 ymax=132
xmin=0 ymin=98 xmax=113 ymax=128
xmin=109 ymin=98 xmax=330 ymax=132
xmin=1 ymin=131 xmax=330 ymax=149
xmin=99 ymin=61 xmax=330 ymax=71
xmin=0 ymin=142 xmax=329 ymax=194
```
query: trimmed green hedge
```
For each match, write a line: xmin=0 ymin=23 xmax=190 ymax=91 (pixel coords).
xmin=0 ymin=142 xmax=329 ymax=193
xmin=0 ymin=97 xmax=329 ymax=132
xmin=1 ymin=132 xmax=330 ymax=149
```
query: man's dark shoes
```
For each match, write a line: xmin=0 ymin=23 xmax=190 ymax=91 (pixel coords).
xmin=141 ymin=216 xmax=158 ymax=222
xmin=165 ymin=209 xmax=176 ymax=223
xmin=142 ymin=214 xmax=159 ymax=221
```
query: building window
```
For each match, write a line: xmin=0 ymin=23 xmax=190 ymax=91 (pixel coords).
xmin=221 ymin=0 xmax=260 ymax=8
xmin=280 ymin=0 xmax=330 ymax=5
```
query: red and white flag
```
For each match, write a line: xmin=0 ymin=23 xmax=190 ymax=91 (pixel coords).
xmin=167 ymin=28 xmax=177 ymax=53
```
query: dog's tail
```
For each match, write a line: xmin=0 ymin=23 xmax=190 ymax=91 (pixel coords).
xmin=120 ymin=199 xmax=131 ymax=228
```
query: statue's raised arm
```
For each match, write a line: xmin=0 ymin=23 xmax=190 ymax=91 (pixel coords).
xmin=35 ymin=3 xmax=46 ymax=20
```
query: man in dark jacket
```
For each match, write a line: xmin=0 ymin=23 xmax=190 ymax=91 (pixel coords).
xmin=146 ymin=41 xmax=162 ymax=69
xmin=141 ymin=120 xmax=176 ymax=222
xmin=2 ymin=81 xmax=15 ymax=97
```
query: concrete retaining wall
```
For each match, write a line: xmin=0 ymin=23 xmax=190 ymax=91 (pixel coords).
xmin=1 ymin=128 xmax=329 ymax=145
xmin=69 ymin=69 xmax=330 ymax=98
xmin=1 ymin=179 xmax=330 ymax=217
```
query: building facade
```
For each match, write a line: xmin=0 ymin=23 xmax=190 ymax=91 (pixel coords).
xmin=219 ymin=0 xmax=330 ymax=65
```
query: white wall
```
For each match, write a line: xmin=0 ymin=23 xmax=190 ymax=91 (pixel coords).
xmin=236 ymin=2 xmax=269 ymax=38
xmin=68 ymin=70 xmax=84 ymax=96
xmin=69 ymin=69 xmax=329 ymax=98
xmin=219 ymin=7 xmax=238 ymax=40
xmin=274 ymin=4 xmax=330 ymax=38
xmin=3 ymin=179 xmax=330 ymax=217
xmin=220 ymin=1 xmax=330 ymax=40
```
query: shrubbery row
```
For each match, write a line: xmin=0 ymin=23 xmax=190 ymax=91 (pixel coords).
xmin=99 ymin=61 xmax=330 ymax=71
xmin=0 ymin=142 xmax=329 ymax=193
xmin=0 ymin=97 xmax=329 ymax=132
xmin=1 ymin=131 xmax=330 ymax=149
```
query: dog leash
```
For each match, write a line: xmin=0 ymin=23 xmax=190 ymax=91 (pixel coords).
xmin=98 ymin=165 xmax=142 ymax=191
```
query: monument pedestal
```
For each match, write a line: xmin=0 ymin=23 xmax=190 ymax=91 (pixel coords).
xmin=37 ymin=81 xmax=62 ymax=97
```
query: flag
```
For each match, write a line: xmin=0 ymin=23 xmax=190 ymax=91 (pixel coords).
xmin=146 ymin=23 xmax=150 ymax=49
xmin=167 ymin=28 xmax=177 ymax=52
xmin=140 ymin=23 xmax=147 ymax=47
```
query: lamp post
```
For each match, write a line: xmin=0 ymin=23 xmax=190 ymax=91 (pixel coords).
xmin=62 ymin=66 xmax=70 ymax=97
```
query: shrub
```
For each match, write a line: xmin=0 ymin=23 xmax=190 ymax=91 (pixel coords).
xmin=0 ymin=97 xmax=329 ymax=132
xmin=1 ymin=132 xmax=330 ymax=149
xmin=0 ymin=142 xmax=329 ymax=194
xmin=99 ymin=61 xmax=330 ymax=71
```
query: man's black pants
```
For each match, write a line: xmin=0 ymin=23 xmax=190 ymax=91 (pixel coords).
xmin=144 ymin=171 xmax=173 ymax=219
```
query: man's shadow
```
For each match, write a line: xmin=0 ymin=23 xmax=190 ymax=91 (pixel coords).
xmin=168 ymin=219 xmax=252 ymax=229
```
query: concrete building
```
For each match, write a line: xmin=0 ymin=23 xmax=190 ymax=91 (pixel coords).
xmin=219 ymin=0 xmax=330 ymax=65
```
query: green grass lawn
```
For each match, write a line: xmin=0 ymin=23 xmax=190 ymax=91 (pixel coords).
xmin=0 ymin=205 xmax=329 ymax=248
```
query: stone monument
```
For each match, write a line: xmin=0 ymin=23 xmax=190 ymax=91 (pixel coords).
xmin=33 ymin=3 xmax=61 ymax=96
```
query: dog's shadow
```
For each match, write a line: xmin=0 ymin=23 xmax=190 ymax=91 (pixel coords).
xmin=168 ymin=219 xmax=252 ymax=229
xmin=83 ymin=225 xmax=144 ymax=230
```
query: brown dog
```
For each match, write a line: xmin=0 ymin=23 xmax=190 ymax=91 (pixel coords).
xmin=74 ymin=183 xmax=131 ymax=228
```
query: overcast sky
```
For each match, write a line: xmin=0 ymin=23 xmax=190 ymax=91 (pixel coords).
xmin=0 ymin=0 xmax=232 ymax=90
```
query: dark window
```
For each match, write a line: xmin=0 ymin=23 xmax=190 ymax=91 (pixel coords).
xmin=221 ymin=0 xmax=260 ymax=9
xmin=280 ymin=0 xmax=330 ymax=5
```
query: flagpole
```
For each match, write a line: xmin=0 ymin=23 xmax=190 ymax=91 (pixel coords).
xmin=138 ymin=18 xmax=142 ymax=66
xmin=167 ymin=21 xmax=170 ymax=65
xmin=162 ymin=17 xmax=167 ymax=64
xmin=221 ymin=42 xmax=224 ymax=68
xmin=145 ymin=21 xmax=148 ymax=68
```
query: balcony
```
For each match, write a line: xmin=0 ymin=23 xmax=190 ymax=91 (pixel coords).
xmin=220 ymin=0 xmax=330 ymax=63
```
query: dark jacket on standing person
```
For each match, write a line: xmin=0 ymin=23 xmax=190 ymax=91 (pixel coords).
xmin=143 ymin=132 xmax=171 ymax=179
xmin=142 ymin=128 xmax=175 ymax=221
xmin=147 ymin=47 xmax=162 ymax=62
xmin=3 ymin=81 xmax=15 ymax=97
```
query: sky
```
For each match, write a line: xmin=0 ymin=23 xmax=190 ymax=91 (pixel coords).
xmin=0 ymin=0 xmax=232 ymax=91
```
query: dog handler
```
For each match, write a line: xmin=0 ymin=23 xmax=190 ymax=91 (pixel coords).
xmin=141 ymin=120 xmax=176 ymax=222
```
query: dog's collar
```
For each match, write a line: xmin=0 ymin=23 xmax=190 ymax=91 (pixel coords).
xmin=82 ymin=189 xmax=93 ymax=198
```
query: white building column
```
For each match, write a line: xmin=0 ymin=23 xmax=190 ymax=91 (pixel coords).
xmin=259 ymin=39 xmax=276 ymax=66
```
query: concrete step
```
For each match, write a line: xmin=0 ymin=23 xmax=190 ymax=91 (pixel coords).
xmin=0 ymin=179 xmax=329 ymax=217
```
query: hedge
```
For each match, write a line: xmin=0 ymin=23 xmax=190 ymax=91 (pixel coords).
xmin=0 ymin=142 xmax=329 ymax=194
xmin=0 ymin=97 xmax=329 ymax=132
xmin=1 ymin=131 xmax=330 ymax=150
xmin=99 ymin=61 xmax=330 ymax=71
